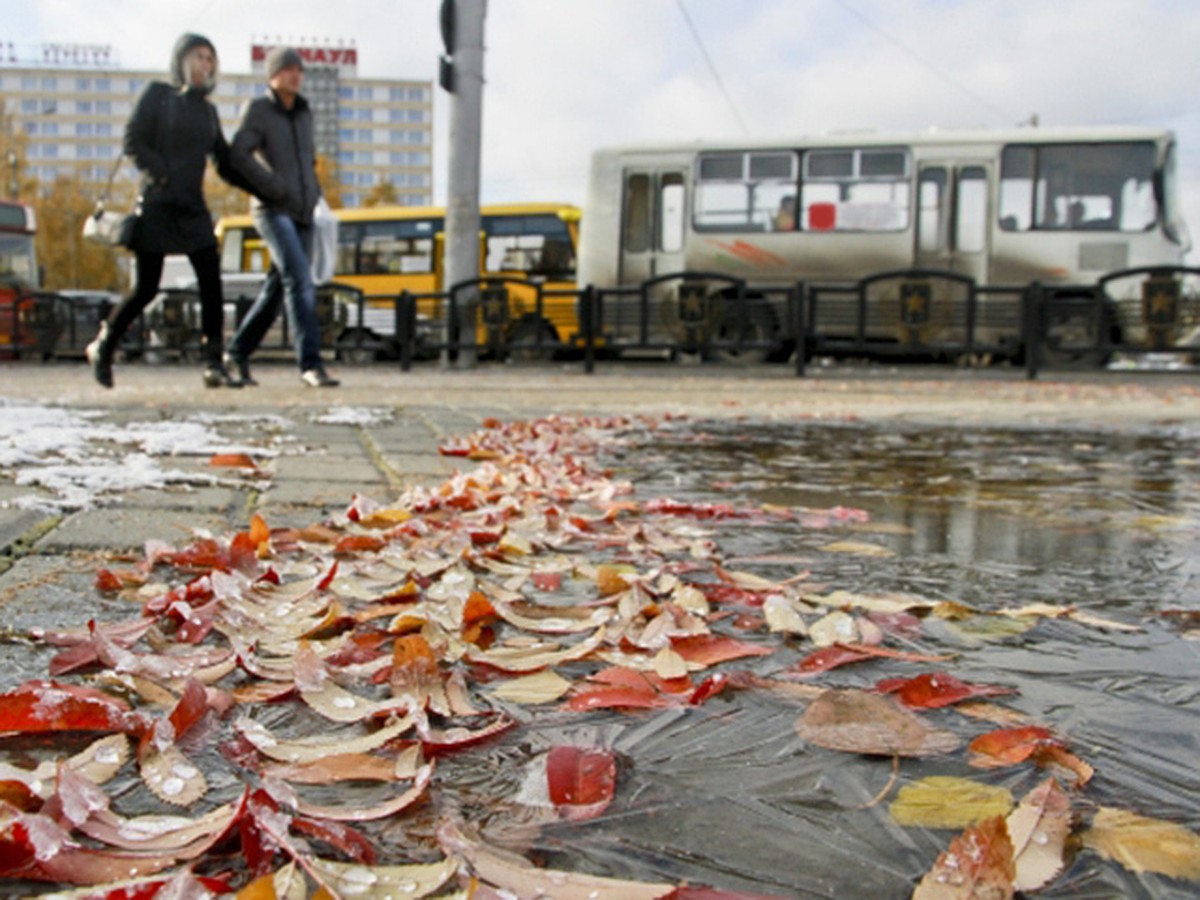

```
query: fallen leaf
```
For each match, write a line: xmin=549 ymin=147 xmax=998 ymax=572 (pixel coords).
xmin=876 ymin=672 xmax=1016 ymax=709
xmin=1082 ymin=807 xmax=1200 ymax=882
xmin=889 ymin=776 xmax=1014 ymax=829
xmin=209 ymin=452 xmax=258 ymax=470
xmin=796 ymin=689 xmax=960 ymax=757
xmin=913 ymin=815 xmax=1015 ymax=899
xmin=1006 ymin=778 xmax=1071 ymax=892
xmin=546 ymin=745 xmax=617 ymax=822
xmin=488 ymin=670 xmax=573 ymax=704
xmin=968 ymin=726 xmax=1059 ymax=768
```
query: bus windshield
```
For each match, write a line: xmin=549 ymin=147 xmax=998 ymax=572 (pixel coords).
xmin=999 ymin=142 xmax=1157 ymax=233
xmin=0 ymin=233 xmax=37 ymax=289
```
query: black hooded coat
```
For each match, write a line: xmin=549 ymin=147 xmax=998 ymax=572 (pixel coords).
xmin=123 ymin=33 xmax=245 ymax=255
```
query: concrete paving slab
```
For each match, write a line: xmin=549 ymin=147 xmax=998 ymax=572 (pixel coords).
xmin=258 ymin=478 xmax=382 ymax=509
xmin=36 ymin=507 xmax=231 ymax=553
xmin=0 ymin=509 xmax=58 ymax=556
xmin=118 ymin=484 xmax=247 ymax=511
xmin=272 ymin=453 xmax=386 ymax=483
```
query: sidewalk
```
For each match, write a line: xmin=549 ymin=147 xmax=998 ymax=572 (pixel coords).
xmin=2 ymin=358 xmax=1199 ymax=630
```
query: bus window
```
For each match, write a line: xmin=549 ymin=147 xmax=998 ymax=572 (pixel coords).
xmin=660 ymin=174 xmax=685 ymax=252
xmin=1004 ymin=142 xmax=1156 ymax=233
xmin=359 ymin=220 xmax=437 ymax=274
xmin=694 ymin=151 xmax=797 ymax=232
xmin=918 ymin=168 xmax=948 ymax=252
xmin=800 ymin=147 xmax=910 ymax=232
xmin=484 ymin=214 xmax=576 ymax=278
xmin=956 ymin=166 xmax=987 ymax=253
xmin=220 ymin=227 xmax=244 ymax=273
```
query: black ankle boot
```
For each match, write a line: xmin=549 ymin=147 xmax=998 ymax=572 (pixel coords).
xmin=223 ymin=352 xmax=256 ymax=386
xmin=203 ymin=361 xmax=244 ymax=389
xmin=85 ymin=323 xmax=114 ymax=388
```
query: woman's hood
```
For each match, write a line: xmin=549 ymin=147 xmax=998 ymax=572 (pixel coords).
xmin=170 ymin=32 xmax=218 ymax=93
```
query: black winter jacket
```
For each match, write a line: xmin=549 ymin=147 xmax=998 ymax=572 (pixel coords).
xmin=231 ymin=90 xmax=321 ymax=227
xmin=123 ymin=82 xmax=241 ymax=255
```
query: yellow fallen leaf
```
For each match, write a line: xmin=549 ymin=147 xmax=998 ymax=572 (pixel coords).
xmin=820 ymin=540 xmax=894 ymax=558
xmin=890 ymin=776 xmax=1014 ymax=829
xmin=1082 ymin=807 xmax=1200 ymax=881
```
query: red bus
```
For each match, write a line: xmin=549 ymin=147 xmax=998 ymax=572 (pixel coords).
xmin=0 ymin=200 xmax=41 ymax=357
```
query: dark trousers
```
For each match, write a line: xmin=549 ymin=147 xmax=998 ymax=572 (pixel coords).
xmin=105 ymin=245 xmax=224 ymax=364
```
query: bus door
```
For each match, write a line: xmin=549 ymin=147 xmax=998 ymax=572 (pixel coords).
xmin=915 ymin=162 xmax=991 ymax=284
xmin=619 ymin=168 xmax=687 ymax=284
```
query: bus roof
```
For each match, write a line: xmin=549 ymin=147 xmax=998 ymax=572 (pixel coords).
xmin=593 ymin=125 xmax=1178 ymax=158
xmin=217 ymin=202 xmax=582 ymax=232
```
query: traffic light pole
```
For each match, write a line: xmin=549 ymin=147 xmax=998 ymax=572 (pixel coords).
xmin=440 ymin=0 xmax=487 ymax=367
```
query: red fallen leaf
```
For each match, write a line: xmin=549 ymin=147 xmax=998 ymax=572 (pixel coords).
xmin=289 ymin=813 xmax=378 ymax=864
xmin=670 ymin=634 xmax=774 ymax=667
xmin=469 ymin=530 xmax=502 ymax=545
xmin=567 ymin=686 xmax=673 ymax=712
xmin=416 ymin=712 xmax=515 ymax=755
xmin=876 ymin=672 xmax=1016 ymax=709
xmin=643 ymin=498 xmax=750 ymax=519
xmin=688 ymin=673 xmax=729 ymax=705
xmin=791 ymin=642 xmax=954 ymax=676
xmin=334 ymin=534 xmax=387 ymax=555
xmin=160 ymin=537 xmax=230 ymax=571
xmin=324 ymin=630 xmax=391 ymax=667
xmin=913 ymin=815 xmax=1016 ymax=898
xmin=228 ymin=530 xmax=261 ymax=574
xmin=531 ymin=571 xmax=562 ymax=592
xmin=690 ymin=582 xmax=773 ymax=607
xmin=93 ymin=569 xmax=124 ymax=592
xmin=169 ymin=598 xmax=219 ymax=645
xmin=0 ymin=681 xmax=144 ymax=735
xmin=969 ymin=725 xmax=1060 ymax=768
xmin=316 ymin=560 xmax=339 ymax=591
xmin=167 ymin=678 xmax=211 ymax=742
xmin=546 ymin=746 xmax=617 ymax=822
xmin=0 ymin=781 xmax=38 ymax=811
xmin=209 ymin=452 xmax=258 ymax=470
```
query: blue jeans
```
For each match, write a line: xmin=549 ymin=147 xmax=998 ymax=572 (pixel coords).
xmin=228 ymin=210 xmax=322 ymax=372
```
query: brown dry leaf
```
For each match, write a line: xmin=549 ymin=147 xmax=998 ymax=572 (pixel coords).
xmin=890 ymin=776 xmax=1014 ymax=830
xmin=953 ymin=701 xmax=1030 ymax=727
xmin=235 ymin=715 xmax=413 ymax=764
xmin=820 ymin=540 xmax=894 ymax=558
xmin=808 ymin=610 xmax=858 ymax=647
xmin=139 ymin=744 xmax=206 ymax=807
xmin=1006 ymin=778 xmax=1071 ymax=892
xmin=1082 ymin=807 xmax=1200 ymax=882
xmin=805 ymin=589 xmax=936 ymax=615
xmin=795 ymin=688 xmax=960 ymax=758
xmin=308 ymin=855 xmax=458 ymax=899
xmin=913 ymin=815 xmax=1016 ymax=899
xmin=68 ymin=734 xmax=131 ymax=786
xmin=465 ymin=627 xmax=606 ymax=673
xmin=488 ymin=670 xmax=573 ymax=705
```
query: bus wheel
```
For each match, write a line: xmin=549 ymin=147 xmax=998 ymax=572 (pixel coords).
xmin=336 ymin=329 xmax=381 ymax=365
xmin=506 ymin=318 xmax=561 ymax=362
xmin=705 ymin=303 xmax=777 ymax=365
xmin=1041 ymin=300 xmax=1113 ymax=370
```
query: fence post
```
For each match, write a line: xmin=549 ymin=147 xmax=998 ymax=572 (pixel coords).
xmin=397 ymin=290 xmax=414 ymax=372
xmin=1024 ymin=282 xmax=1042 ymax=381
xmin=581 ymin=285 xmax=596 ymax=374
xmin=794 ymin=280 xmax=807 ymax=377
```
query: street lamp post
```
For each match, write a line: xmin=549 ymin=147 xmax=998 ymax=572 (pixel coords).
xmin=6 ymin=151 xmax=17 ymax=201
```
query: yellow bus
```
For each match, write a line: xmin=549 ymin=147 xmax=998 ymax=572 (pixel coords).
xmin=216 ymin=202 xmax=582 ymax=360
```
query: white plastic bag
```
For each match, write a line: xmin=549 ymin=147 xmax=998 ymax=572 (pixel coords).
xmin=310 ymin=197 xmax=338 ymax=284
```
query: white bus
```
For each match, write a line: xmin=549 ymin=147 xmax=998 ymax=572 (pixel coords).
xmin=578 ymin=126 xmax=1192 ymax=361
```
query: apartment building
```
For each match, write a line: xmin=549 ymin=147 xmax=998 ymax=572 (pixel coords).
xmin=0 ymin=40 xmax=433 ymax=208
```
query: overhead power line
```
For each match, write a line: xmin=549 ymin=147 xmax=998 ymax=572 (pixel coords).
xmin=829 ymin=0 xmax=1020 ymax=126
xmin=675 ymin=0 xmax=750 ymax=136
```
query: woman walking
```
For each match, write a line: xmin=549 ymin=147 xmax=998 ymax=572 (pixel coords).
xmin=87 ymin=33 xmax=246 ymax=388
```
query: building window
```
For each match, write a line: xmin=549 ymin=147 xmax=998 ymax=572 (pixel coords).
xmin=356 ymin=86 xmax=373 ymax=100
xmin=356 ymin=129 xmax=372 ymax=142
xmin=129 ymin=78 xmax=145 ymax=92
xmin=42 ymin=122 xmax=59 ymax=136
xmin=340 ymin=173 xmax=355 ymax=186
xmin=20 ymin=99 xmax=36 ymax=113
xmin=339 ymin=128 xmax=354 ymax=141
xmin=21 ymin=76 xmax=36 ymax=90
xmin=96 ymin=123 xmax=113 ymax=137
xmin=254 ymin=84 xmax=267 ymax=97
xmin=356 ymin=150 xmax=372 ymax=164
xmin=338 ymin=150 xmax=353 ymax=164
xmin=356 ymin=107 xmax=371 ymax=121
xmin=41 ymin=100 xmax=57 ymax=115
xmin=76 ymin=77 xmax=92 ymax=91
xmin=338 ymin=107 xmax=353 ymax=120
xmin=76 ymin=123 xmax=94 ymax=136
xmin=78 ymin=144 xmax=94 ymax=159
xmin=407 ymin=87 xmax=426 ymax=102
xmin=389 ymin=109 xmax=404 ymax=123
xmin=43 ymin=145 xmax=58 ymax=158
xmin=95 ymin=78 xmax=111 ymax=92
xmin=406 ymin=130 xmax=424 ymax=145
xmin=96 ymin=100 xmax=112 ymax=114
xmin=338 ymin=86 xmax=353 ymax=100
xmin=236 ymin=82 xmax=253 ymax=96
xmin=41 ymin=77 xmax=58 ymax=90
xmin=76 ymin=100 xmax=93 ymax=114
xmin=406 ymin=109 xmax=425 ymax=123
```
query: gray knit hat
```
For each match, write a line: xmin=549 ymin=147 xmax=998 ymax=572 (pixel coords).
xmin=266 ymin=46 xmax=304 ymax=78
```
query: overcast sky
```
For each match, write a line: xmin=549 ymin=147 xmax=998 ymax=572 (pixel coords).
xmin=7 ymin=0 xmax=1200 ymax=255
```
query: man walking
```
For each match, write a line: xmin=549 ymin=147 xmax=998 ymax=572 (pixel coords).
xmin=225 ymin=46 xmax=338 ymax=387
